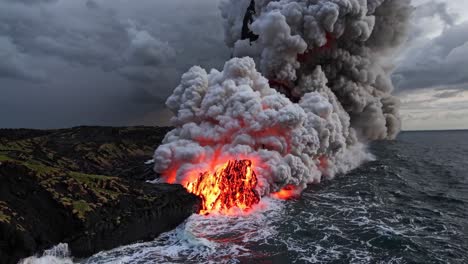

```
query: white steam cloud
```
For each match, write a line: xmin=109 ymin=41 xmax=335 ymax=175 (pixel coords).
xmin=154 ymin=0 xmax=412 ymax=195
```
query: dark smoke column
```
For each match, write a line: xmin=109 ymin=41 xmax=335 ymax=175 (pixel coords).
xmin=220 ymin=0 xmax=412 ymax=140
xmin=153 ymin=0 xmax=412 ymax=201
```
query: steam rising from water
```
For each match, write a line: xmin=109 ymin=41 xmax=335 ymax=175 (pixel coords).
xmin=154 ymin=0 xmax=411 ymax=198
xmin=85 ymin=198 xmax=286 ymax=264
xmin=19 ymin=244 xmax=73 ymax=264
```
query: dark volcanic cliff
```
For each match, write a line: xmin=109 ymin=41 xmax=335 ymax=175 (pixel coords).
xmin=0 ymin=126 xmax=201 ymax=264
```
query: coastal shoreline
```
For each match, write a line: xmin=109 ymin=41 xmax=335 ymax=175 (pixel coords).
xmin=0 ymin=126 xmax=200 ymax=264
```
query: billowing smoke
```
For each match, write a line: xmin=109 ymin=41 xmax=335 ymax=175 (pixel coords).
xmin=153 ymin=0 xmax=411 ymax=199
xmin=220 ymin=0 xmax=412 ymax=140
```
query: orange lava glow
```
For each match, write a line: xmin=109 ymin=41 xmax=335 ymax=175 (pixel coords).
xmin=271 ymin=185 xmax=300 ymax=200
xmin=185 ymin=159 xmax=261 ymax=215
xmin=319 ymin=155 xmax=328 ymax=170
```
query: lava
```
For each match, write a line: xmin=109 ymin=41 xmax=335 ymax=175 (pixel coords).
xmin=318 ymin=155 xmax=328 ymax=170
xmin=185 ymin=159 xmax=260 ymax=215
xmin=271 ymin=185 xmax=301 ymax=200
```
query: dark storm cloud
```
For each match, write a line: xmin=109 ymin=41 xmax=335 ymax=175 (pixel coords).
xmin=393 ymin=21 xmax=468 ymax=90
xmin=86 ymin=0 xmax=99 ymax=9
xmin=0 ymin=36 xmax=46 ymax=81
xmin=0 ymin=2 xmax=177 ymax=85
xmin=0 ymin=0 xmax=229 ymax=128
xmin=4 ymin=0 xmax=462 ymax=129
xmin=4 ymin=0 xmax=58 ymax=5
xmin=392 ymin=0 xmax=468 ymax=93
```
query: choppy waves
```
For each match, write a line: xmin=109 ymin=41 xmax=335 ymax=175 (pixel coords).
xmin=23 ymin=131 xmax=468 ymax=264
xmin=19 ymin=244 xmax=73 ymax=264
xmin=86 ymin=131 xmax=468 ymax=264
xmin=84 ymin=198 xmax=285 ymax=264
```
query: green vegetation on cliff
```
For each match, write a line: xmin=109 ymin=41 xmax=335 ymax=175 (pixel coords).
xmin=0 ymin=201 xmax=11 ymax=223
xmin=0 ymin=126 xmax=199 ymax=264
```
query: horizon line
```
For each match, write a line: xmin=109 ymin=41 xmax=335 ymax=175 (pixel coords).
xmin=401 ymin=128 xmax=468 ymax=132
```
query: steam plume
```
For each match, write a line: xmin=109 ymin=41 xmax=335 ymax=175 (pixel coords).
xmin=154 ymin=0 xmax=411 ymax=197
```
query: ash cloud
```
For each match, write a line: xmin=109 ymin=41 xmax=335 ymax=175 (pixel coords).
xmin=0 ymin=0 xmax=465 ymax=130
xmin=154 ymin=0 xmax=412 ymax=198
xmin=221 ymin=0 xmax=412 ymax=140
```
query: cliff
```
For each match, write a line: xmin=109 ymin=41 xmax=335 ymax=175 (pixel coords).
xmin=0 ymin=126 xmax=200 ymax=264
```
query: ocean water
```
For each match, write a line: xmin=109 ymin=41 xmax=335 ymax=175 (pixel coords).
xmin=29 ymin=131 xmax=468 ymax=263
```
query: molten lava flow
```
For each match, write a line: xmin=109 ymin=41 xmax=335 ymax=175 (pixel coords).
xmin=271 ymin=185 xmax=300 ymax=200
xmin=185 ymin=159 xmax=260 ymax=215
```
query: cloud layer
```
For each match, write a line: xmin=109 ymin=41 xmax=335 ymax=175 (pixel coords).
xmin=395 ymin=22 xmax=468 ymax=90
xmin=394 ymin=0 xmax=468 ymax=129
xmin=400 ymin=85 xmax=468 ymax=130
xmin=0 ymin=0 xmax=228 ymax=128
xmin=0 ymin=0 xmax=467 ymax=130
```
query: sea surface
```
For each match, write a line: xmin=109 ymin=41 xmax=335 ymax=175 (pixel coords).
xmin=31 ymin=131 xmax=468 ymax=263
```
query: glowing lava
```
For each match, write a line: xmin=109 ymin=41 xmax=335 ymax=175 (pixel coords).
xmin=185 ymin=159 xmax=260 ymax=215
xmin=271 ymin=185 xmax=300 ymax=200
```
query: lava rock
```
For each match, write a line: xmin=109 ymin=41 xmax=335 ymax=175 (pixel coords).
xmin=0 ymin=126 xmax=200 ymax=264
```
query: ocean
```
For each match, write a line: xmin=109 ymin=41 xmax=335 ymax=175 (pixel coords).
xmin=33 ymin=131 xmax=468 ymax=263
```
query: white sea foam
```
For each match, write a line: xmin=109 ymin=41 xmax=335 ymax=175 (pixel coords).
xmin=19 ymin=244 xmax=74 ymax=264
xmin=83 ymin=198 xmax=285 ymax=264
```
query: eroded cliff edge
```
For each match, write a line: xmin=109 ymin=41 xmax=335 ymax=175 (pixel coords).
xmin=0 ymin=126 xmax=201 ymax=264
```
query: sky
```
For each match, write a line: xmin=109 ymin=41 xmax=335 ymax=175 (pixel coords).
xmin=396 ymin=0 xmax=468 ymax=130
xmin=0 ymin=0 xmax=467 ymax=131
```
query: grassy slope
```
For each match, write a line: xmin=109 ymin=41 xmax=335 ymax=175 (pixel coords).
xmin=0 ymin=126 xmax=200 ymax=264
xmin=0 ymin=126 xmax=169 ymax=223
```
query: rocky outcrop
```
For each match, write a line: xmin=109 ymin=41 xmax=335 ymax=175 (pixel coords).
xmin=0 ymin=126 xmax=201 ymax=264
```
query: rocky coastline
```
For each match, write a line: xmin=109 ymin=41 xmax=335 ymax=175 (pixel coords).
xmin=0 ymin=126 xmax=201 ymax=264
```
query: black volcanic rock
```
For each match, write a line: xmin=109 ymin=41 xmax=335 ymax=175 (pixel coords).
xmin=0 ymin=126 xmax=173 ymax=181
xmin=0 ymin=126 xmax=200 ymax=264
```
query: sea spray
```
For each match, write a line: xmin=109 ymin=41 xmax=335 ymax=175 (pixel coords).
xmin=19 ymin=244 xmax=73 ymax=264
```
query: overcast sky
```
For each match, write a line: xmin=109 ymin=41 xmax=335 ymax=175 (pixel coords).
xmin=396 ymin=0 xmax=468 ymax=130
xmin=0 ymin=0 xmax=467 ymax=130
